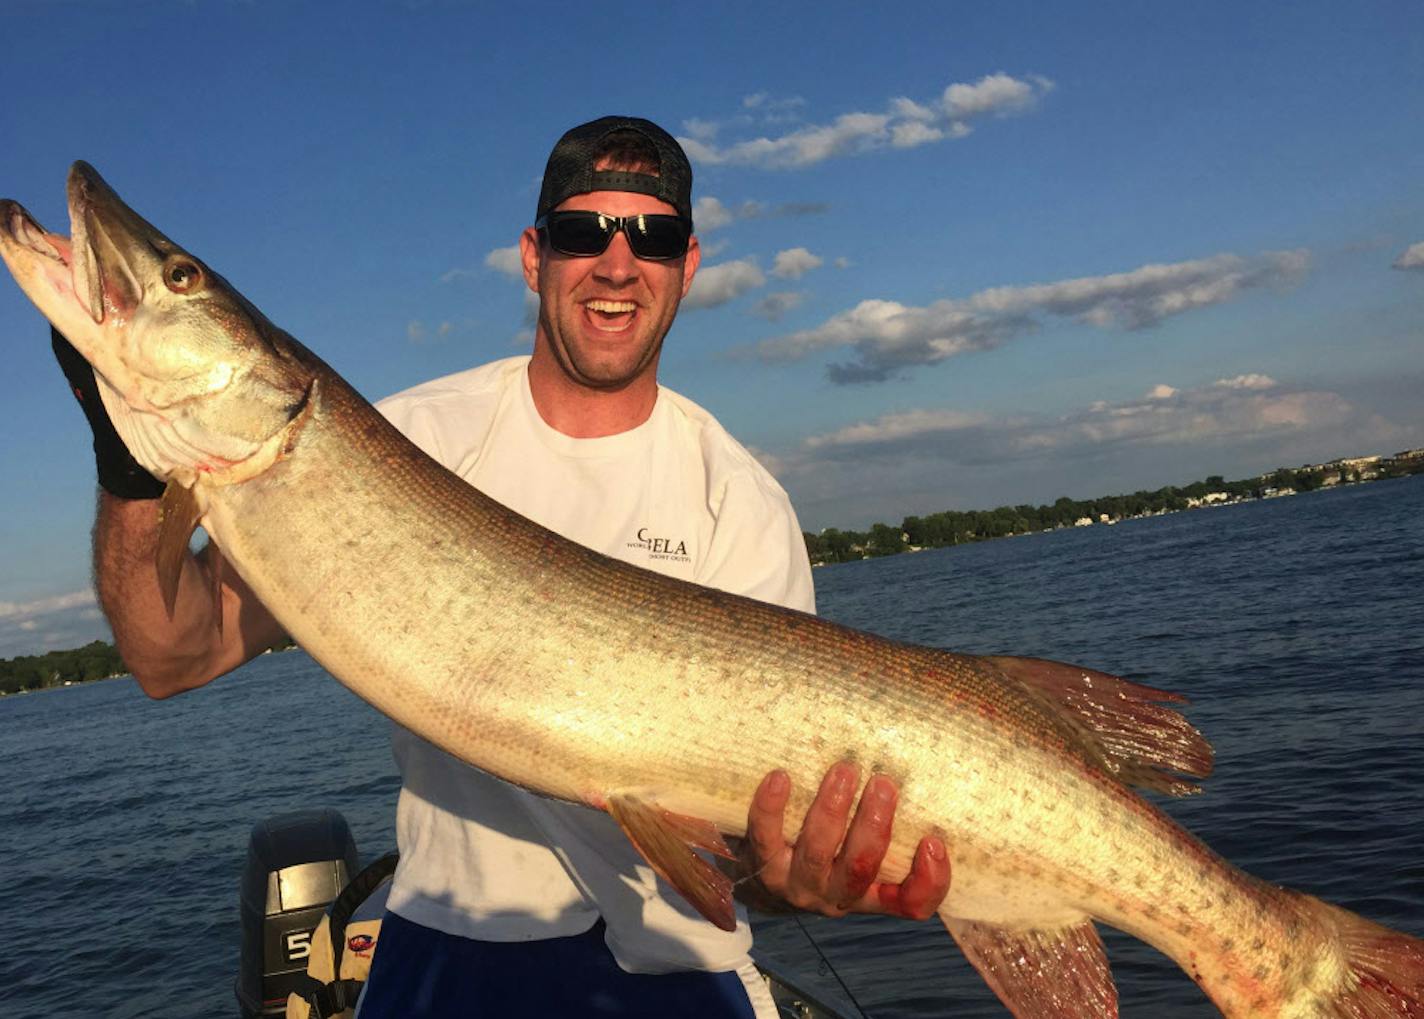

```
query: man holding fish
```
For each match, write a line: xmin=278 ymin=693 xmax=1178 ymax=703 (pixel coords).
xmin=50 ymin=116 xmax=950 ymax=1017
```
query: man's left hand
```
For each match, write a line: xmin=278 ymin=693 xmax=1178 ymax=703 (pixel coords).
xmin=741 ymin=763 xmax=950 ymax=920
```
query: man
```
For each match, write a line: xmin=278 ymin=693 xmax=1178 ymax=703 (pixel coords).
xmin=55 ymin=116 xmax=948 ymax=1017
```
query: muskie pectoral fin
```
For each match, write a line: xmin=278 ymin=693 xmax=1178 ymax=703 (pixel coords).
xmin=606 ymin=791 xmax=738 ymax=932
xmin=944 ymin=915 xmax=1118 ymax=1018
xmin=156 ymin=482 xmax=202 ymax=618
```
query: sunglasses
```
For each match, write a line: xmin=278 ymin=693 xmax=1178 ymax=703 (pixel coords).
xmin=537 ymin=210 xmax=692 ymax=261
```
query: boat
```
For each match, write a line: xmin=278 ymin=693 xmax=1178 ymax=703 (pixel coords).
xmin=235 ymin=809 xmax=855 ymax=1019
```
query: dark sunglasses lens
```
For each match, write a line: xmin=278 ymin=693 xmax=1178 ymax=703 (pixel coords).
xmin=547 ymin=213 xmax=614 ymax=256
xmin=625 ymin=216 xmax=690 ymax=260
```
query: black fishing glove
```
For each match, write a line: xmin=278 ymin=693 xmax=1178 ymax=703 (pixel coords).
xmin=50 ymin=325 xmax=166 ymax=500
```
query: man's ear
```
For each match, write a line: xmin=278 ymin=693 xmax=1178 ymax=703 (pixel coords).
xmin=680 ymin=235 xmax=702 ymax=299
xmin=519 ymin=226 xmax=543 ymax=292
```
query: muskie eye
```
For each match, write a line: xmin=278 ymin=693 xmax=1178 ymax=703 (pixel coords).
xmin=165 ymin=259 xmax=203 ymax=293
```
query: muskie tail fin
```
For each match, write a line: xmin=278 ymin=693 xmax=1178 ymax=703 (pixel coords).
xmin=1199 ymin=893 xmax=1424 ymax=1018
xmin=1301 ymin=896 xmax=1424 ymax=1019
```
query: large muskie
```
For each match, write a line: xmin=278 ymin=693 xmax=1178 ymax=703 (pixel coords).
xmin=3 ymin=164 xmax=1421 ymax=1018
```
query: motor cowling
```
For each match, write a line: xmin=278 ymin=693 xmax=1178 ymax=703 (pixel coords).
xmin=236 ymin=810 xmax=358 ymax=1018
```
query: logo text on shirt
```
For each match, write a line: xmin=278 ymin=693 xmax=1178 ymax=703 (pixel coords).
xmin=628 ymin=526 xmax=691 ymax=563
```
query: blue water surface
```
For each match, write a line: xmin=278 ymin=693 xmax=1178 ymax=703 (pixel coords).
xmin=1 ymin=475 xmax=1420 ymax=1017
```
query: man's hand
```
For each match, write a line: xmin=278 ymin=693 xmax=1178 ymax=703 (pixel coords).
xmin=742 ymin=763 xmax=950 ymax=919
xmin=51 ymin=326 xmax=166 ymax=500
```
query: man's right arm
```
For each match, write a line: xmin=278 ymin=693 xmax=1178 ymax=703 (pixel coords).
xmin=51 ymin=324 xmax=283 ymax=698
xmin=95 ymin=493 xmax=285 ymax=699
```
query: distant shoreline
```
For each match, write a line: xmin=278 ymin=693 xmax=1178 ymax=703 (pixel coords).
xmin=802 ymin=449 xmax=1423 ymax=566
xmin=0 ymin=636 xmax=298 ymax=698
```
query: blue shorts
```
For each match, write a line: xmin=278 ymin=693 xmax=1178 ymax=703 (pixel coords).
xmin=356 ymin=912 xmax=760 ymax=1018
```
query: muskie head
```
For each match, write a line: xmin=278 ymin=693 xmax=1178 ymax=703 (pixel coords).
xmin=0 ymin=162 xmax=314 ymax=491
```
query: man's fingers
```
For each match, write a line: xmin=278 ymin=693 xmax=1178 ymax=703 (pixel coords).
xmin=746 ymin=769 xmax=792 ymax=867
xmin=875 ymin=836 xmax=950 ymax=920
xmin=828 ymin=774 xmax=896 ymax=907
xmin=789 ymin=762 xmax=858 ymax=892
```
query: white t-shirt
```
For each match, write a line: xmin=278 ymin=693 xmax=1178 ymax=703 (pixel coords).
xmin=374 ymin=356 xmax=815 ymax=975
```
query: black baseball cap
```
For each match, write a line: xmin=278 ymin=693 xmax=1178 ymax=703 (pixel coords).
xmin=536 ymin=116 xmax=694 ymax=227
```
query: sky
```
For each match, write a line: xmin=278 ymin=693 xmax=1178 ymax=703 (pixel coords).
xmin=1 ymin=0 xmax=1421 ymax=657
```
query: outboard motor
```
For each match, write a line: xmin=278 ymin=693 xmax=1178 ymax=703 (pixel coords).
xmin=237 ymin=810 xmax=359 ymax=1018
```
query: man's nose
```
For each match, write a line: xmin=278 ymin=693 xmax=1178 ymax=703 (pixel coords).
xmin=592 ymin=229 xmax=640 ymax=285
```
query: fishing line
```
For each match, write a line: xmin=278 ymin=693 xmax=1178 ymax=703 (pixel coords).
xmin=792 ymin=911 xmax=872 ymax=1019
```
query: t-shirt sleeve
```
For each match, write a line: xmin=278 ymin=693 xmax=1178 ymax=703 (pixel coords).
xmin=375 ymin=395 xmax=450 ymax=467
xmin=696 ymin=472 xmax=816 ymax=615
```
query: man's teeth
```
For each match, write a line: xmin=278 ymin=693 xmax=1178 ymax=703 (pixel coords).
xmin=586 ymin=300 xmax=636 ymax=314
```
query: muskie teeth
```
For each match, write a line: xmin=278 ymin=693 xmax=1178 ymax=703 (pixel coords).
xmin=11 ymin=208 xmax=56 ymax=259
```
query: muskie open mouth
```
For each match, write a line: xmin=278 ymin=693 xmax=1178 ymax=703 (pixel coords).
xmin=3 ymin=202 xmax=68 ymax=264
xmin=0 ymin=199 xmax=88 ymax=310
xmin=0 ymin=168 xmax=142 ymax=325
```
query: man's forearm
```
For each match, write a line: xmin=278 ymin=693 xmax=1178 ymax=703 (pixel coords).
xmin=94 ymin=493 xmax=281 ymax=697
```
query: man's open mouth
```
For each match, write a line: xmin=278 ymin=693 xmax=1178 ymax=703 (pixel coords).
xmin=584 ymin=298 xmax=637 ymax=332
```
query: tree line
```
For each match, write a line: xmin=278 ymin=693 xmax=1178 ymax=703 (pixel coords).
xmin=0 ymin=640 xmax=129 ymax=696
xmin=0 ymin=634 xmax=299 ymax=696
xmin=802 ymin=457 xmax=1424 ymax=566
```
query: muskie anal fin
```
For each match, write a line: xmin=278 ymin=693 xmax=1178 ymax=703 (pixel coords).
xmin=985 ymin=655 xmax=1214 ymax=796
xmin=606 ymin=791 xmax=738 ymax=932
xmin=156 ymin=482 xmax=202 ymax=619
xmin=944 ymin=916 xmax=1118 ymax=1018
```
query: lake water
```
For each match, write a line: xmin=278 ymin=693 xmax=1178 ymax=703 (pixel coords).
xmin=2 ymin=475 xmax=1421 ymax=1018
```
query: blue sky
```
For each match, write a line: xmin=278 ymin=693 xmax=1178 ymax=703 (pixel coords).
xmin=1 ymin=0 xmax=1421 ymax=656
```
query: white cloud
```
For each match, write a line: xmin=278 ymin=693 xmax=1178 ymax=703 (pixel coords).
xmin=753 ymin=291 xmax=805 ymax=321
xmin=1214 ymin=373 xmax=1276 ymax=390
xmin=0 ymin=590 xmax=96 ymax=621
xmin=681 ymin=73 xmax=1053 ymax=169
xmin=695 ymin=198 xmax=829 ymax=233
xmin=784 ymin=374 xmax=1390 ymax=477
xmin=942 ymin=72 xmax=1048 ymax=119
xmin=694 ymin=197 xmax=735 ymax=232
xmin=1393 ymin=241 xmax=1424 ymax=270
xmin=406 ymin=319 xmax=455 ymax=344
xmin=889 ymin=96 xmax=937 ymax=121
xmin=683 ymin=258 xmax=766 ymax=310
xmin=806 ymin=409 xmax=989 ymax=451
xmin=682 ymin=117 xmax=719 ymax=140
xmin=740 ymin=93 xmax=807 ymax=120
xmin=485 ymin=245 xmax=524 ymax=278
xmin=0 ymin=589 xmax=112 ymax=659
xmin=891 ymin=121 xmax=946 ymax=148
xmin=753 ymin=250 xmax=1311 ymax=384
xmin=771 ymin=247 xmax=823 ymax=280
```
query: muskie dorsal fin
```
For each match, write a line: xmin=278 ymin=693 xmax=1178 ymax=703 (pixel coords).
xmin=605 ymin=791 xmax=738 ymax=932
xmin=156 ymin=482 xmax=202 ymax=618
xmin=984 ymin=656 xmax=1214 ymax=796
xmin=943 ymin=916 xmax=1118 ymax=1018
